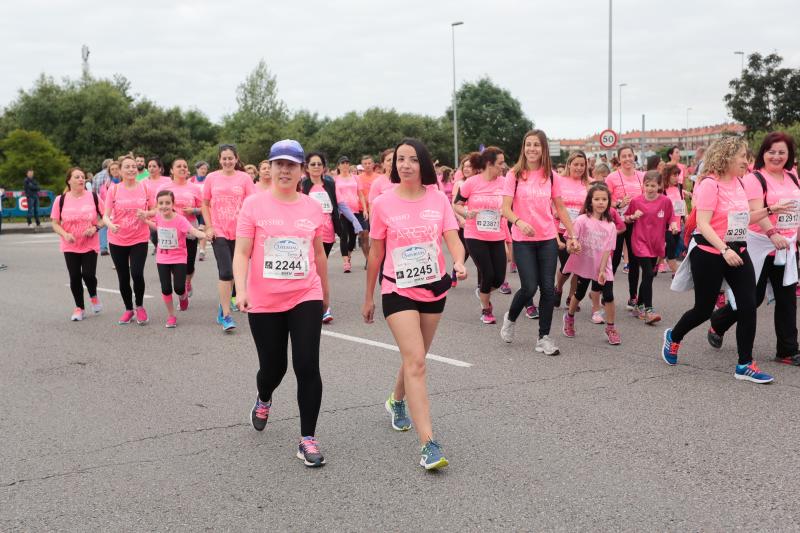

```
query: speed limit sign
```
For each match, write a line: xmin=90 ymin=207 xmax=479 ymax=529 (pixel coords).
xmin=599 ymin=129 xmax=619 ymax=148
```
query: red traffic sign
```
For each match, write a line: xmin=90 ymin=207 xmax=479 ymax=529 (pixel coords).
xmin=18 ymin=196 xmax=28 ymax=210
xmin=599 ymin=129 xmax=619 ymax=148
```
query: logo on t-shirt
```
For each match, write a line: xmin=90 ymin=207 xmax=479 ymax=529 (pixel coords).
xmin=256 ymin=219 xmax=285 ymax=229
xmin=389 ymin=213 xmax=410 ymax=223
xmin=294 ymin=219 xmax=316 ymax=231
xmin=419 ymin=209 xmax=441 ymax=221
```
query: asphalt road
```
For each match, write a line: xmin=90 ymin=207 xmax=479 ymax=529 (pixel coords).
xmin=1 ymin=232 xmax=799 ymax=531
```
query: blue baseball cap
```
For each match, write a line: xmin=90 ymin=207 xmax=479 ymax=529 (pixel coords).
xmin=268 ymin=139 xmax=305 ymax=164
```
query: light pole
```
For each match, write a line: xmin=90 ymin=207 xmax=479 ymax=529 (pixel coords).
xmin=451 ymin=21 xmax=464 ymax=167
xmin=686 ymin=107 xmax=692 ymax=131
xmin=607 ymin=0 xmax=613 ymax=130
xmin=618 ymin=83 xmax=627 ymax=133
xmin=734 ymin=50 xmax=744 ymax=72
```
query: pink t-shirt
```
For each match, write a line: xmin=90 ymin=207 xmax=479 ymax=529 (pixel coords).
xmin=502 ymin=169 xmax=561 ymax=242
xmin=557 ymin=175 xmax=589 ymax=233
xmin=51 ymin=191 xmax=105 ymax=253
xmin=606 ymin=169 xmax=644 ymax=215
xmin=610 ymin=208 xmax=626 ymax=232
xmin=693 ymin=176 xmax=750 ymax=255
xmin=335 ymin=175 xmax=361 ymax=213
xmin=236 ymin=192 xmax=325 ymax=313
xmin=743 ymin=170 xmax=800 ymax=239
xmin=441 ymin=180 xmax=454 ymax=202
xmin=459 ymin=174 xmax=506 ymax=241
xmin=368 ymin=174 xmax=393 ymax=204
xmin=628 ymin=194 xmax=673 ymax=258
xmin=105 ymin=182 xmax=150 ymax=247
xmin=370 ymin=188 xmax=459 ymax=302
xmin=203 ymin=170 xmax=255 ymax=240
xmin=664 ymin=186 xmax=685 ymax=225
xmin=359 ymin=173 xmax=381 ymax=209
xmin=142 ymin=176 xmax=172 ymax=209
xmin=307 ymin=184 xmax=336 ymax=244
xmin=154 ymin=213 xmax=194 ymax=264
xmin=563 ymin=214 xmax=616 ymax=282
xmin=159 ymin=181 xmax=203 ymax=225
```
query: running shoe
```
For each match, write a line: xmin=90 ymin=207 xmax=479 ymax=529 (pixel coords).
xmin=715 ymin=292 xmax=727 ymax=310
xmin=622 ymin=263 xmax=630 ymax=274
xmin=420 ymin=439 xmax=448 ymax=470
xmin=626 ymin=297 xmax=637 ymax=311
xmin=643 ymin=308 xmax=661 ymax=325
xmin=554 ymin=288 xmax=563 ymax=308
xmin=343 ymin=256 xmax=351 ymax=273
xmin=631 ymin=305 xmax=644 ymax=319
xmin=481 ymin=308 xmax=496 ymax=324
xmin=70 ymin=308 xmax=84 ymax=321
xmin=222 ymin=314 xmax=236 ymax=332
xmin=605 ymin=325 xmax=621 ymax=345
xmin=535 ymin=335 xmax=560 ymax=356
xmin=591 ymin=310 xmax=605 ymax=324
xmin=510 ymin=262 xmax=517 ymax=273
xmin=230 ymin=297 xmax=239 ymax=312
xmin=198 ymin=250 xmax=206 ymax=261
xmin=179 ymin=294 xmax=189 ymax=311
xmin=661 ymin=328 xmax=679 ymax=366
xmin=707 ymin=328 xmax=723 ymax=349
xmin=734 ymin=362 xmax=774 ymax=384
xmin=500 ymin=312 xmax=515 ymax=343
xmin=251 ymin=396 xmax=271 ymax=431
xmin=216 ymin=304 xmax=224 ymax=325
xmin=525 ymin=304 xmax=539 ymax=319
xmin=297 ymin=436 xmax=326 ymax=467
xmin=186 ymin=280 xmax=193 ymax=298
xmin=90 ymin=297 xmax=103 ymax=314
xmin=322 ymin=308 xmax=333 ymax=324
xmin=165 ymin=316 xmax=177 ymax=328
xmin=100 ymin=250 xmax=109 ymax=256
xmin=658 ymin=261 xmax=669 ymax=273
xmin=135 ymin=306 xmax=149 ymax=325
xmin=775 ymin=354 xmax=800 ymax=366
xmin=118 ymin=310 xmax=135 ymax=324
xmin=562 ymin=313 xmax=575 ymax=338
xmin=385 ymin=393 xmax=412 ymax=431
xmin=498 ymin=281 xmax=512 ymax=294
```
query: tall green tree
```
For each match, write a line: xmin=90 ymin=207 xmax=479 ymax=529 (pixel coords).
xmin=0 ymin=129 xmax=71 ymax=189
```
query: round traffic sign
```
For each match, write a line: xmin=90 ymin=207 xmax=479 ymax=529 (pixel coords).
xmin=599 ymin=129 xmax=619 ymax=148
xmin=18 ymin=196 xmax=28 ymax=211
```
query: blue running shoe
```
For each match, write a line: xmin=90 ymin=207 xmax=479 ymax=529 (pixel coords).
xmin=222 ymin=314 xmax=236 ymax=332
xmin=216 ymin=304 xmax=224 ymax=325
xmin=230 ymin=297 xmax=239 ymax=312
xmin=662 ymin=328 xmax=679 ymax=366
xmin=420 ymin=439 xmax=449 ymax=470
xmin=385 ymin=393 xmax=412 ymax=431
xmin=735 ymin=362 xmax=774 ymax=384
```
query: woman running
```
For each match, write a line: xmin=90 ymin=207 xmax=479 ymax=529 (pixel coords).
xmin=244 ymin=164 xmax=258 ymax=182
xmin=554 ymin=151 xmax=590 ymax=309
xmin=202 ymin=144 xmax=255 ymax=332
xmin=453 ymin=147 xmax=507 ymax=324
xmin=103 ymin=155 xmax=151 ymax=325
xmin=362 ymin=138 xmax=466 ymax=470
xmin=662 ymin=164 xmax=685 ymax=275
xmin=663 ymin=137 xmax=782 ymax=384
xmin=334 ymin=156 xmax=365 ymax=272
xmin=234 ymin=139 xmax=329 ymax=468
xmin=191 ymin=161 xmax=210 ymax=261
xmin=256 ymin=160 xmax=271 ymax=192
xmin=500 ymin=130 xmax=579 ymax=356
xmin=450 ymin=153 xmax=477 ymax=287
xmin=709 ymin=132 xmax=800 ymax=366
xmin=52 ymin=167 xmax=105 ymax=321
xmin=143 ymin=157 xmax=172 ymax=254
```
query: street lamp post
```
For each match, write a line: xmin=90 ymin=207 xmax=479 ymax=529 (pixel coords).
xmin=686 ymin=107 xmax=692 ymax=131
xmin=734 ymin=50 xmax=745 ymax=72
xmin=618 ymin=83 xmax=627 ymax=133
xmin=607 ymin=0 xmax=613 ymax=130
xmin=451 ymin=21 xmax=464 ymax=167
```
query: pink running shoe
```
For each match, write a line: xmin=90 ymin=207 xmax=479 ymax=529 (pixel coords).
xmin=715 ymin=292 xmax=727 ymax=310
xmin=179 ymin=295 xmax=189 ymax=311
xmin=118 ymin=310 xmax=135 ymax=324
xmin=135 ymin=306 xmax=149 ymax=325
xmin=343 ymin=256 xmax=351 ymax=273
xmin=605 ymin=325 xmax=621 ymax=345
xmin=70 ymin=308 xmax=84 ymax=322
xmin=90 ymin=296 xmax=103 ymax=314
xmin=562 ymin=313 xmax=576 ymax=338
xmin=510 ymin=262 xmax=517 ymax=273
xmin=165 ymin=316 xmax=177 ymax=328
xmin=498 ymin=281 xmax=512 ymax=294
xmin=591 ymin=310 xmax=605 ymax=324
xmin=480 ymin=308 xmax=496 ymax=324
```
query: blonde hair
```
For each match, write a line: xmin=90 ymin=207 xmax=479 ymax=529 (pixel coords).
xmin=564 ymin=151 xmax=589 ymax=185
xmin=699 ymin=136 xmax=748 ymax=180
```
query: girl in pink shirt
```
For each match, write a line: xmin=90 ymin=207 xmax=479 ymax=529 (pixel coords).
xmin=201 ymin=145 xmax=255 ymax=332
xmin=143 ymin=157 xmax=173 ymax=250
xmin=145 ymin=190 xmax=206 ymax=328
xmin=52 ymin=167 xmax=105 ymax=321
xmin=103 ymin=155 xmax=152 ymax=325
xmin=233 ymin=139 xmax=330 ymax=468
xmin=362 ymin=138 xmax=466 ymax=471
xmin=661 ymin=164 xmax=685 ymax=275
xmin=554 ymin=151 xmax=590 ymax=310
xmin=626 ymin=172 xmax=675 ymax=324
xmin=562 ymin=183 xmax=620 ymax=344
xmin=500 ymin=130 xmax=579 ymax=356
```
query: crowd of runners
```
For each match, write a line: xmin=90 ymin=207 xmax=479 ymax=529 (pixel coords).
xmin=48 ymin=129 xmax=800 ymax=470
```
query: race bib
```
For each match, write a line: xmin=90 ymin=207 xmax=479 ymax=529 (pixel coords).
xmin=391 ymin=241 xmax=440 ymax=289
xmin=673 ymin=199 xmax=687 ymax=217
xmin=263 ymin=237 xmax=310 ymax=279
xmin=560 ymin=207 xmax=580 ymax=230
xmin=158 ymin=228 xmax=179 ymax=250
xmin=725 ymin=211 xmax=749 ymax=242
xmin=616 ymin=206 xmax=629 ymax=219
xmin=476 ymin=210 xmax=500 ymax=233
xmin=776 ymin=201 xmax=800 ymax=230
xmin=309 ymin=191 xmax=333 ymax=214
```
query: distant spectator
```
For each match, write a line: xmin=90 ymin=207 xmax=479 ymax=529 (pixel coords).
xmin=92 ymin=158 xmax=113 ymax=194
xmin=135 ymin=155 xmax=149 ymax=181
xmin=23 ymin=168 xmax=41 ymax=229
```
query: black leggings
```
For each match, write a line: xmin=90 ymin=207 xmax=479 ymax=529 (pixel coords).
xmin=465 ymin=238 xmax=506 ymax=294
xmin=157 ymin=263 xmax=187 ymax=296
xmin=109 ymin=242 xmax=148 ymax=310
xmin=611 ymin=223 xmax=639 ymax=299
xmin=710 ymin=255 xmax=798 ymax=358
xmin=340 ymin=215 xmax=357 ymax=256
xmin=457 ymin=228 xmax=470 ymax=264
xmin=186 ymin=237 xmax=198 ymax=276
xmin=575 ymin=276 xmax=614 ymax=303
xmin=248 ymin=300 xmax=324 ymax=437
xmin=636 ymin=256 xmax=657 ymax=309
xmin=671 ymin=246 xmax=756 ymax=365
xmin=323 ymin=242 xmax=333 ymax=258
xmin=64 ymin=252 xmax=98 ymax=309
xmin=212 ymin=237 xmax=236 ymax=281
xmin=557 ymin=234 xmax=570 ymax=275
xmin=665 ymin=231 xmax=680 ymax=261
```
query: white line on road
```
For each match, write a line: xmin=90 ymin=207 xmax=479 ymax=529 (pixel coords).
xmin=6 ymin=239 xmax=61 ymax=245
xmin=65 ymin=284 xmax=154 ymax=299
xmin=321 ymin=330 xmax=472 ymax=368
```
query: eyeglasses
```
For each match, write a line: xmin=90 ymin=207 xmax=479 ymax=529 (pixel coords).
xmin=308 ymin=162 xmax=324 ymax=167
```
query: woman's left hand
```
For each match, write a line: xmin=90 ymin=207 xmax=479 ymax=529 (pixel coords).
xmin=453 ymin=262 xmax=467 ymax=280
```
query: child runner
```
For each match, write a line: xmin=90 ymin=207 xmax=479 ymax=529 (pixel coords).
xmin=51 ymin=167 xmax=105 ymax=321
xmin=145 ymin=190 xmax=206 ymax=327
xmin=562 ymin=183 xmax=620 ymax=344
xmin=662 ymin=164 xmax=685 ymax=275
xmin=362 ymin=138 xmax=466 ymax=471
xmin=554 ymin=151 xmax=590 ymax=309
xmin=234 ymin=139 xmax=329 ymax=468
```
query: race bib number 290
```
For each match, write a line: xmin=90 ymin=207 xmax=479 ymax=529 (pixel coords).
xmin=725 ymin=211 xmax=749 ymax=242
xmin=263 ymin=237 xmax=310 ymax=279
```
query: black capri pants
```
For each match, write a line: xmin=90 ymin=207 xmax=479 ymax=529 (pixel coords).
xmin=575 ymin=276 xmax=614 ymax=303
xmin=157 ymin=263 xmax=187 ymax=296
xmin=465 ymin=238 xmax=506 ymax=294
xmin=212 ymin=237 xmax=236 ymax=281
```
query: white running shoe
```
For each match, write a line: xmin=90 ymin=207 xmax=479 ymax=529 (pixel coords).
xmin=500 ymin=312 xmax=515 ymax=343
xmin=535 ymin=335 xmax=560 ymax=356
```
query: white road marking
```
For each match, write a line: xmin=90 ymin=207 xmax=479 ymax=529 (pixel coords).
xmin=6 ymin=239 xmax=61 ymax=245
xmin=65 ymin=284 xmax=154 ymax=299
xmin=321 ymin=330 xmax=472 ymax=368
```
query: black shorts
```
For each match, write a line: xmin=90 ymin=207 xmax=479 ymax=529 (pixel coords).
xmin=355 ymin=212 xmax=368 ymax=231
xmin=382 ymin=292 xmax=446 ymax=318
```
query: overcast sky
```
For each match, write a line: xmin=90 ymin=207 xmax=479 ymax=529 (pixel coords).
xmin=2 ymin=0 xmax=798 ymax=139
